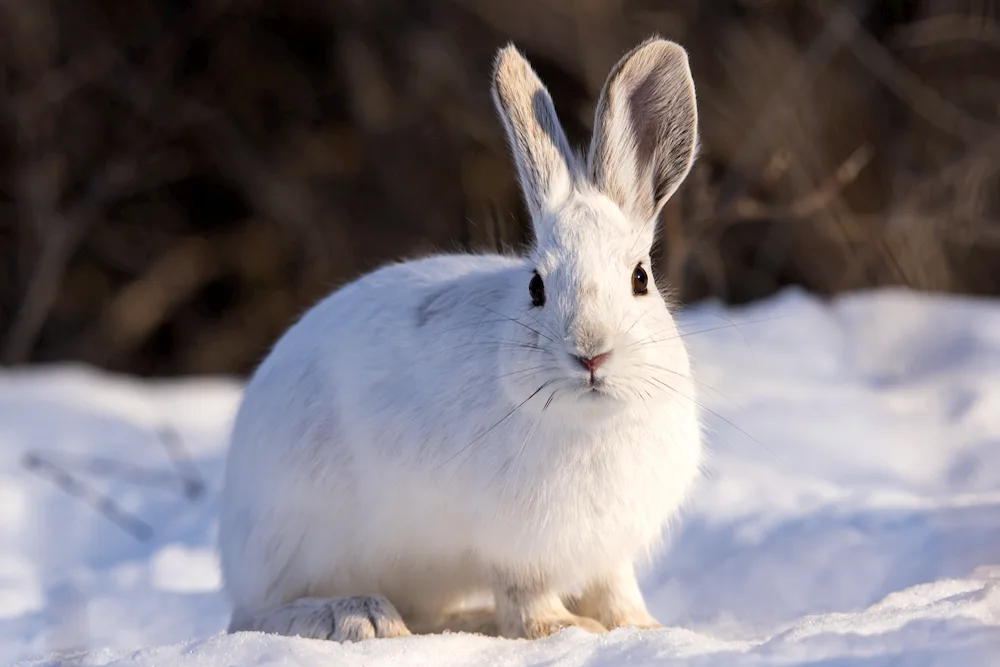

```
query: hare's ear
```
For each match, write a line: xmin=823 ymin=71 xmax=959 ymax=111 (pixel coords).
xmin=492 ymin=44 xmax=578 ymax=225
xmin=587 ymin=38 xmax=698 ymax=226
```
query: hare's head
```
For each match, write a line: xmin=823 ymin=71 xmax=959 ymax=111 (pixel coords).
xmin=492 ymin=38 xmax=699 ymax=415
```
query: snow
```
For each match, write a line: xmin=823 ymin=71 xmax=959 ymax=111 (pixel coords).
xmin=2 ymin=286 xmax=999 ymax=666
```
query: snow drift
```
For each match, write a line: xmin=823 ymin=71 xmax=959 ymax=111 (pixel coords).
xmin=2 ymin=287 xmax=998 ymax=666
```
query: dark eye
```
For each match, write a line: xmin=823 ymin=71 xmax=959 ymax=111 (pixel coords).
xmin=632 ymin=264 xmax=648 ymax=295
xmin=529 ymin=272 xmax=545 ymax=307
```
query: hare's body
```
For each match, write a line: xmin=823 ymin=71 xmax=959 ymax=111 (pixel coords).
xmin=221 ymin=253 xmax=701 ymax=633
xmin=220 ymin=37 xmax=705 ymax=641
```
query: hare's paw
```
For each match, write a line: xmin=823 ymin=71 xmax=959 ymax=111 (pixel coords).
xmin=525 ymin=613 xmax=608 ymax=639
xmin=492 ymin=576 xmax=609 ymax=639
xmin=603 ymin=610 xmax=663 ymax=631
xmin=563 ymin=563 xmax=663 ymax=632
xmin=233 ymin=595 xmax=411 ymax=642
xmin=327 ymin=596 xmax=412 ymax=641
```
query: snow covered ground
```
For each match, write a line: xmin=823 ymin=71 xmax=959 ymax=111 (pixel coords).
xmin=2 ymin=286 xmax=998 ymax=666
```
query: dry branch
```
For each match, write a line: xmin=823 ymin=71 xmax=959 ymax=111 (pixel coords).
xmin=0 ymin=0 xmax=997 ymax=374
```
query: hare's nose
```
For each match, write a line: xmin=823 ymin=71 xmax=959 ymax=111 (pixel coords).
xmin=574 ymin=352 xmax=611 ymax=373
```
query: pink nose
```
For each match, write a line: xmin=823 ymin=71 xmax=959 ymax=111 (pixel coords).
xmin=575 ymin=352 xmax=610 ymax=373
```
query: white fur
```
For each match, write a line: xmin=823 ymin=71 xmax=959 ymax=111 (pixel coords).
xmin=219 ymin=37 xmax=702 ymax=641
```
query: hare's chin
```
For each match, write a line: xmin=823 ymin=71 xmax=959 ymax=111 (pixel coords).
xmin=576 ymin=379 xmax=625 ymax=402
xmin=583 ymin=388 xmax=612 ymax=401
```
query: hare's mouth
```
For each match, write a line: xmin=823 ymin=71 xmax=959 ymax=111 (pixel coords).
xmin=581 ymin=377 xmax=612 ymax=397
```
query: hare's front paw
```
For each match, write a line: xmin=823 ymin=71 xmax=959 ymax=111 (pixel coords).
xmin=524 ymin=613 xmax=607 ymax=639
xmin=603 ymin=611 xmax=663 ymax=631
xmin=326 ymin=595 xmax=412 ymax=641
xmin=235 ymin=595 xmax=412 ymax=642
xmin=493 ymin=574 xmax=609 ymax=639
xmin=565 ymin=595 xmax=661 ymax=631
xmin=563 ymin=563 xmax=665 ymax=632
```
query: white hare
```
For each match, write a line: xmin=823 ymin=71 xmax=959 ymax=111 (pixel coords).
xmin=218 ymin=36 xmax=703 ymax=641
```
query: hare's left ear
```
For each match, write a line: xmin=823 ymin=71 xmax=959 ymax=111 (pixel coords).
xmin=492 ymin=44 xmax=579 ymax=226
xmin=587 ymin=38 xmax=699 ymax=226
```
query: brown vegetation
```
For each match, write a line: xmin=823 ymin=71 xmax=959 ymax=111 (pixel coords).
xmin=1 ymin=0 xmax=998 ymax=376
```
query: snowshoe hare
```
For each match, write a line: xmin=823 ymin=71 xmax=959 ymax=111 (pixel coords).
xmin=219 ymin=36 xmax=703 ymax=641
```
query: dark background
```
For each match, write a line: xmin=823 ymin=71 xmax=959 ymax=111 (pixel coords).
xmin=1 ymin=0 xmax=998 ymax=377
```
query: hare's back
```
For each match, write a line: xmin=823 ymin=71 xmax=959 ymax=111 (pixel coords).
xmin=230 ymin=251 xmax=525 ymax=466
xmin=308 ymin=252 xmax=525 ymax=339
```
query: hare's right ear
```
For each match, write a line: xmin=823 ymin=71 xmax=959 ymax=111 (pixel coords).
xmin=588 ymin=38 xmax=698 ymax=226
xmin=492 ymin=44 xmax=578 ymax=225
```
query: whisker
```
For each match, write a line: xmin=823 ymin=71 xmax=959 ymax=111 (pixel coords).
xmin=639 ymin=376 xmax=781 ymax=462
xmin=443 ymin=339 xmax=551 ymax=354
xmin=626 ymin=316 xmax=787 ymax=350
xmin=620 ymin=305 xmax=656 ymax=338
xmin=495 ymin=403 xmax=547 ymax=514
xmin=623 ymin=319 xmax=684 ymax=346
xmin=542 ymin=388 xmax=559 ymax=411
xmin=615 ymin=307 xmax=634 ymax=338
xmin=478 ymin=338 xmax=551 ymax=352
xmin=476 ymin=305 xmax=554 ymax=342
xmin=636 ymin=362 xmax=745 ymax=413
xmin=431 ymin=319 xmax=510 ymax=335
xmin=463 ymin=365 xmax=556 ymax=390
xmin=516 ymin=306 xmax=562 ymax=342
xmin=440 ymin=380 xmax=556 ymax=470
xmin=689 ymin=312 xmax=760 ymax=367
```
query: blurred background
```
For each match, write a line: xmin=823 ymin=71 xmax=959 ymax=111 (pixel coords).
xmin=1 ymin=0 xmax=998 ymax=378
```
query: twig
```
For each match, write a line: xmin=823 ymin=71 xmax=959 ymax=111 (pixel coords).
xmin=23 ymin=453 xmax=153 ymax=541
xmin=818 ymin=1 xmax=998 ymax=144
xmin=24 ymin=450 xmax=189 ymax=493
xmin=25 ymin=427 xmax=206 ymax=500
xmin=891 ymin=14 xmax=1000 ymax=50
xmin=104 ymin=66 xmax=343 ymax=273
xmin=2 ymin=153 xmax=188 ymax=364
xmin=90 ymin=236 xmax=219 ymax=365
xmin=710 ymin=1 xmax=866 ymax=209
xmin=708 ymin=144 xmax=874 ymax=227
xmin=156 ymin=426 xmax=206 ymax=500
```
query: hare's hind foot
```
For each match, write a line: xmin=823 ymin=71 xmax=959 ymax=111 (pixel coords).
xmin=230 ymin=595 xmax=412 ymax=642
xmin=493 ymin=574 xmax=608 ymax=639
xmin=524 ymin=613 xmax=607 ymax=639
xmin=561 ymin=562 xmax=662 ymax=631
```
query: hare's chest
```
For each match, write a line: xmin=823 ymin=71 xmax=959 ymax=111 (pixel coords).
xmin=561 ymin=417 xmax=699 ymax=499
xmin=569 ymin=432 xmax=698 ymax=526
xmin=482 ymin=419 xmax=701 ymax=575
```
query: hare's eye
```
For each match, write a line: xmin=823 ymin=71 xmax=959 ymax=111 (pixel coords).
xmin=529 ymin=272 xmax=545 ymax=307
xmin=632 ymin=265 xmax=648 ymax=296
